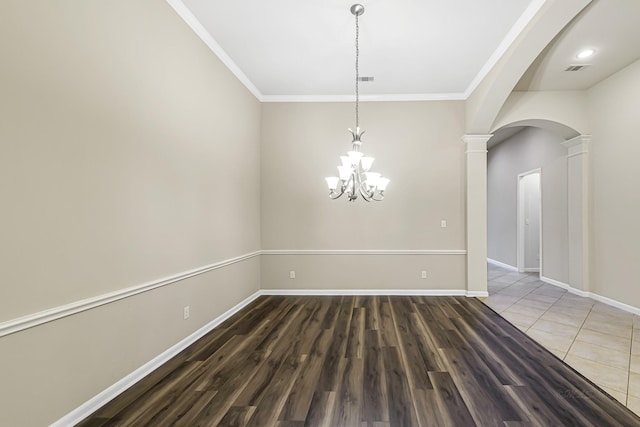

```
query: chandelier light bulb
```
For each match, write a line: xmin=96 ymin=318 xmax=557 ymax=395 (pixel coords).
xmin=337 ymin=166 xmax=352 ymax=181
xmin=325 ymin=176 xmax=340 ymax=190
xmin=377 ymin=177 xmax=390 ymax=191
xmin=361 ymin=157 xmax=375 ymax=171
xmin=340 ymin=156 xmax=352 ymax=168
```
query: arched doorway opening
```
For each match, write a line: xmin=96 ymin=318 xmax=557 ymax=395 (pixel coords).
xmin=486 ymin=120 xmax=589 ymax=295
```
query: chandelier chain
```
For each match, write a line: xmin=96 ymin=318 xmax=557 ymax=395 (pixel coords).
xmin=355 ymin=11 xmax=359 ymax=130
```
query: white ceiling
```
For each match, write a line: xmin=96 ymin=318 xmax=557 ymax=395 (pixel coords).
xmin=172 ymin=0 xmax=537 ymax=100
xmin=168 ymin=0 xmax=640 ymax=101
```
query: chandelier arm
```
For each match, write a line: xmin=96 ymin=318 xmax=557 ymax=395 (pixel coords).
xmin=358 ymin=176 xmax=373 ymax=201
xmin=358 ymin=178 xmax=386 ymax=202
xmin=350 ymin=171 xmax=359 ymax=201
xmin=371 ymin=192 xmax=385 ymax=201
xmin=329 ymin=189 xmax=345 ymax=200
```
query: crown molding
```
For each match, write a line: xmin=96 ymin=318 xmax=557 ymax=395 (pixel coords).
xmin=261 ymin=93 xmax=467 ymax=103
xmin=463 ymin=0 xmax=547 ymax=98
xmin=166 ymin=0 xmax=544 ymax=104
xmin=165 ymin=0 xmax=264 ymax=101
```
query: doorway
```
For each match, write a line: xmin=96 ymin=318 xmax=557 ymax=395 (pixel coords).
xmin=517 ymin=169 xmax=541 ymax=274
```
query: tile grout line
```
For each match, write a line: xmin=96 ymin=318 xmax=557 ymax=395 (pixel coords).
xmin=488 ymin=267 xmax=639 ymax=413
xmin=562 ymin=304 xmax=595 ymax=366
xmin=522 ymin=284 xmax=571 ymax=341
xmin=500 ymin=275 xmax=566 ymax=336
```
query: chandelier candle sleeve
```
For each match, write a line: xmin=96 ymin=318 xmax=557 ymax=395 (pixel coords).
xmin=324 ymin=4 xmax=390 ymax=202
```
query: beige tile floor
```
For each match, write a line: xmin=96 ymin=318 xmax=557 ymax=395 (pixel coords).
xmin=481 ymin=263 xmax=640 ymax=416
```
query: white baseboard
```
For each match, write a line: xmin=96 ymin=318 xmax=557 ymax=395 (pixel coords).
xmin=590 ymin=293 xmax=640 ymax=316
xmin=540 ymin=276 xmax=570 ymax=290
xmin=260 ymin=289 xmax=468 ymax=296
xmin=541 ymin=276 xmax=639 ymax=315
xmin=524 ymin=268 xmax=540 ymax=273
xmin=51 ymin=291 xmax=262 ymax=427
xmin=540 ymin=276 xmax=589 ymax=296
xmin=51 ymin=287 xmax=487 ymax=425
xmin=466 ymin=291 xmax=489 ymax=298
xmin=487 ymin=258 xmax=518 ymax=271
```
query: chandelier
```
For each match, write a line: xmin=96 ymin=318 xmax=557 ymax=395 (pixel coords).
xmin=325 ymin=4 xmax=389 ymax=202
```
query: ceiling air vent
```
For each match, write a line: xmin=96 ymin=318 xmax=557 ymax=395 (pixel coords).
xmin=565 ymin=64 xmax=589 ymax=72
xmin=358 ymin=76 xmax=374 ymax=82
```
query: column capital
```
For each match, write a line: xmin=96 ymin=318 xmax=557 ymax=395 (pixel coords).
xmin=462 ymin=134 xmax=492 ymax=154
xmin=462 ymin=134 xmax=493 ymax=145
xmin=561 ymin=134 xmax=591 ymax=157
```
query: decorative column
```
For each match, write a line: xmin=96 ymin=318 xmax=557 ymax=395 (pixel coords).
xmin=561 ymin=135 xmax=591 ymax=294
xmin=463 ymin=134 xmax=492 ymax=297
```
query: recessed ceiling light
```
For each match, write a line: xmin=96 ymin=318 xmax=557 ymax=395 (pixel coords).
xmin=577 ymin=48 xmax=595 ymax=59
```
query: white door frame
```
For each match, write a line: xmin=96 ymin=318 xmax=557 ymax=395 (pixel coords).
xmin=517 ymin=168 xmax=542 ymax=274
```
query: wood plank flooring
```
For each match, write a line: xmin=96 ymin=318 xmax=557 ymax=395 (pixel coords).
xmin=78 ymin=296 xmax=640 ymax=426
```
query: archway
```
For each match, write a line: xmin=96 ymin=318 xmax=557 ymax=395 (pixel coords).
xmin=486 ymin=119 xmax=589 ymax=295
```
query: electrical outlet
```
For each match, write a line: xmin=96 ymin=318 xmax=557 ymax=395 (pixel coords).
xmin=441 ymin=220 xmax=447 ymax=228
xmin=421 ymin=271 xmax=427 ymax=279
xmin=289 ymin=270 xmax=296 ymax=279
xmin=183 ymin=306 xmax=190 ymax=319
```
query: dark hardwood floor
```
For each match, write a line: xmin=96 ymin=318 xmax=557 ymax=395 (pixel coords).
xmin=78 ymin=296 xmax=640 ymax=426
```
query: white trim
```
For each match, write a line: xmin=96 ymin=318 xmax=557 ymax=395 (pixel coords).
xmin=52 ymin=286 xmax=492 ymax=425
xmin=466 ymin=291 xmax=489 ymax=298
xmin=567 ymin=151 xmax=588 ymax=159
xmin=487 ymin=258 xmax=518 ymax=271
xmin=0 ymin=251 xmax=261 ymax=338
xmin=561 ymin=134 xmax=592 ymax=149
xmin=51 ymin=291 xmax=262 ymax=427
xmin=261 ymin=249 xmax=466 ymax=256
xmin=541 ymin=276 xmax=640 ymax=315
xmin=1 ymin=249 xmax=463 ymax=337
xmin=462 ymin=134 xmax=493 ymax=144
xmin=590 ymin=293 xmax=640 ymax=316
xmin=165 ymin=0 xmax=263 ymax=101
xmin=462 ymin=0 xmax=546 ymax=98
xmin=517 ymin=169 xmax=542 ymax=274
xmin=540 ymin=275 xmax=570 ymax=290
xmin=260 ymin=93 xmax=467 ymax=103
xmin=167 ymin=0 xmax=544 ymax=103
xmin=524 ymin=268 xmax=540 ymax=273
xmin=261 ymin=289 xmax=467 ymax=296
xmin=541 ymin=276 xmax=588 ymax=297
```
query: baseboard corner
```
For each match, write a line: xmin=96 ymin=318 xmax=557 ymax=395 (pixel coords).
xmin=466 ymin=291 xmax=489 ymax=298
xmin=487 ymin=258 xmax=518 ymax=272
xmin=50 ymin=290 xmax=262 ymax=427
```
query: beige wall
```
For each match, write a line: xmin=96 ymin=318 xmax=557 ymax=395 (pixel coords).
xmin=0 ymin=1 xmax=261 ymax=425
xmin=261 ymin=254 xmax=466 ymax=291
xmin=491 ymin=91 xmax=589 ymax=136
xmin=587 ymin=59 xmax=640 ymax=308
xmin=260 ymin=101 xmax=467 ymax=290
xmin=487 ymin=127 xmax=569 ymax=284
xmin=5 ymin=0 xmax=639 ymax=424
